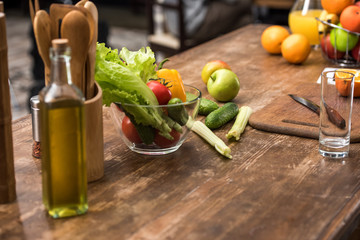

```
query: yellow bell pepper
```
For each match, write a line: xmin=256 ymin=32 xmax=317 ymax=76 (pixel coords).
xmin=156 ymin=59 xmax=187 ymax=102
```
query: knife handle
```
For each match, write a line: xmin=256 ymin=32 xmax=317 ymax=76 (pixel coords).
xmin=324 ymin=103 xmax=346 ymax=129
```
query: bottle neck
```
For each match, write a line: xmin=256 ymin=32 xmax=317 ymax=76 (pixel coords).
xmin=50 ymin=48 xmax=72 ymax=85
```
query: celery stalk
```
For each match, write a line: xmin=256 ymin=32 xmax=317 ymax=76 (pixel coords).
xmin=187 ymin=119 xmax=232 ymax=159
xmin=226 ymin=106 xmax=252 ymax=141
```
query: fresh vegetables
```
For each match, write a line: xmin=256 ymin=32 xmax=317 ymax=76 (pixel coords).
xmin=95 ymin=43 xmax=181 ymax=140
xmin=167 ymin=98 xmax=189 ymax=126
xmin=157 ymin=59 xmax=187 ymax=102
xmin=154 ymin=129 xmax=181 ymax=148
xmin=186 ymin=92 xmax=219 ymax=115
xmin=187 ymin=119 xmax=232 ymax=159
xmin=226 ymin=106 xmax=253 ymax=141
xmin=146 ymin=80 xmax=172 ymax=105
xmin=95 ymin=43 xmax=252 ymax=157
xmin=198 ymin=98 xmax=219 ymax=115
xmin=122 ymin=116 xmax=142 ymax=144
xmin=205 ymin=102 xmax=239 ymax=129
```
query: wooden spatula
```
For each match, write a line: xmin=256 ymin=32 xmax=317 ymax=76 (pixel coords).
xmin=61 ymin=10 xmax=91 ymax=93
xmin=33 ymin=10 xmax=53 ymax=85
xmin=84 ymin=1 xmax=97 ymax=99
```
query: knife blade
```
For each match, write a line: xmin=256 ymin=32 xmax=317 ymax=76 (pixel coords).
xmin=288 ymin=94 xmax=320 ymax=115
xmin=288 ymin=94 xmax=346 ymax=129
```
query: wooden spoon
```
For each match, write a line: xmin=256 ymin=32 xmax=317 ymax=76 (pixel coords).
xmin=84 ymin=1 xmax=97 ymax=99
xmin=33 ymin=10 xmax=52 ymax=85
xmin=61 ymin=10 xmax=90 ymax=92
xmin=49 ymin=3 xmax=94 ymax=40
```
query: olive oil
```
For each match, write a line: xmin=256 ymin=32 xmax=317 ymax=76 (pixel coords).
xmin=41 ymin=100 xmax=87 ymax=218
xmin=39 ymin=39 xmax=87 ymax=218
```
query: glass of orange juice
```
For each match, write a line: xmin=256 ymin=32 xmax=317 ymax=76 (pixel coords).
xmin=288 ymin=0 xmax=323 ymax=46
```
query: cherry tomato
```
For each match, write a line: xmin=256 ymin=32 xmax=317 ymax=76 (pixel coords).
xmin=122 ymin=116 xmax=142 ymax=144
xmin=154 ymin=129 xmax=180 ymax=148
xmin=146 ymin=80 xmax=172 ymax=105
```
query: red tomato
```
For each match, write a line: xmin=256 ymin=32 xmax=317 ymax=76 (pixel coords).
xmin=122 ymin=116 xmax=142 ymax=144
xmin=154 ymin=129 xmax=181 ymax=148
xmin=146 ymin=80 xmax=172 ymax=105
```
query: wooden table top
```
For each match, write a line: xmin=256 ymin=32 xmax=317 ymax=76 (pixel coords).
xmin=2 ymin=24 xmax=360 ymax=240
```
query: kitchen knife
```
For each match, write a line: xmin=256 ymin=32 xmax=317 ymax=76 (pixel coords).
xmin=288 ymin=94 xmax=346 ymax=129
xmin=289 ymin=94 xmax=320 ymax=115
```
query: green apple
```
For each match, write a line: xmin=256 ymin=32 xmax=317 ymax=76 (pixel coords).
xmin=207 ymin=69 xmax=240 ymax=102
xmin=201 ymin=60 xmax=231 ymax=84
xmin=330 ymin=23 xmax=359 ymax=52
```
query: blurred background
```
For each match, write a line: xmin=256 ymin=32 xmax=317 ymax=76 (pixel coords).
xmin=3 ymin=0 xmax=293 ymax=120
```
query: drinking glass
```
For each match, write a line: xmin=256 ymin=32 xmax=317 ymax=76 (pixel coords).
xmin=319 ymin=70 xmax=355 ymax=158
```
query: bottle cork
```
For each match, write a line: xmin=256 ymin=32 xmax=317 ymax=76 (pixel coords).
xmin=52 ymin=38 xmax=69 ymax=49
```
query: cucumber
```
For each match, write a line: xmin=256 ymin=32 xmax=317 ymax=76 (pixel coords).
xmin=167 ymin=98 xmax=189 ymax=126
xmin=205 ymin=102 xmax=239 ymax=129
xmin=199 ymin=98 xmax=219 ymax=115
xmin=186 ymin=92 xmax=219 ymax=115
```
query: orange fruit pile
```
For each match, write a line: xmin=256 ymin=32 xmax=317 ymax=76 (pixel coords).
xmin=335 ymin=69 xmax=360 ymax=97
xmin=261 ymin=26 xmax=311 ymax=64
xmin=321 ymin=0 xmax=355 ymax=15
xmin=261 ymin=25 xmax=290 ymax=54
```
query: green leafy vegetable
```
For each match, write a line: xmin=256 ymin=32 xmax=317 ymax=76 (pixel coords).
xmin=95 ymin=43 xmax=181 ymax=139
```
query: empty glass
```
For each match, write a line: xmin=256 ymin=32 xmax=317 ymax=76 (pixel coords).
xmin=319 ymin=70 xmax=355 ymax=158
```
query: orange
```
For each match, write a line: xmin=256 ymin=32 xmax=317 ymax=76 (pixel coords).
xmin=335 ymin=69 xmax=360 ymax=97
xmin=281 ymin=34 xmax=311 ymax=64
xmin=261 ymin=25 xmax=290 ymax=54
xmin=321 ymin=0 xmax=355 ymax=15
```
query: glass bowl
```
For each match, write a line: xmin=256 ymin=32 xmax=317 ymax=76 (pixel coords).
xmin=317 ymin=18 xmax=360 ymax=67
xmin=109 ymin=84 xmax=201 ymax=155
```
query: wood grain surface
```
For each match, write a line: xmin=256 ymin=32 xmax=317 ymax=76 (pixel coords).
xmin=0 ymin=12 xmax=16 ymax=204
xmin=2 ymin=24 xmax=360 ymax=240
xmin=249 ymin=82 xmax=360 ymax=142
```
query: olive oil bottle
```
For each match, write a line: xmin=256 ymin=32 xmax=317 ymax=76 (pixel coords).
xmin=39 ymin=39 xmax=87 ymax=218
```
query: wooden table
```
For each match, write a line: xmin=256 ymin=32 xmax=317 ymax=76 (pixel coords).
xmin=2 ymin=24 xmax=360 ymax=240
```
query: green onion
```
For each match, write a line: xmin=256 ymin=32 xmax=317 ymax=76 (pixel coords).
xmin=187 ymin=118 xmax=232 ymax=159
xmin=226 ymin=106 xmax=252 ymax=141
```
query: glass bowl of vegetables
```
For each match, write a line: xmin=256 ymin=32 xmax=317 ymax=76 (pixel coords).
xmin=109 ymin=84 xmax=201 ymax=155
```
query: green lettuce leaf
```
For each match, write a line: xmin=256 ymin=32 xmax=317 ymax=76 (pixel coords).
xmin=95 ymin=43 xmax=181 ymax=139
xmin=119 ymin=47 xmax=158 ymax=83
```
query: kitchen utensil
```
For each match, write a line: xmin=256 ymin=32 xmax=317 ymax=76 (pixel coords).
xmin=76 ymin=0 xmax=89 ymax=7
xmin=34 ymin=0 xmax=39 ymax=12
xmin=60 ymin=10 xmax=90 ymax=92
xmin=33 ymin=10 xmax=52 ymax=85
xmin=29 ymin=0 xmax=35 ymax=24
xmin=49 ymin=3 xmax=94 ymax=40
xmin=0 ymin=12 xmax=16 ymax=204
xmin=288 ymin=94 xmax=320 ymax=115
xmin=84 ymin=82 xmax=104 ymax=182
xmin=288 ymin=94 xmax=346 ymax=129
xmin=84 ymin=1 xmax=97 ymax=99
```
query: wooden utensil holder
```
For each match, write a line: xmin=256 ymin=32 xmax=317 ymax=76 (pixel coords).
xmin=84 ymin=81 xmax=104 ymax=182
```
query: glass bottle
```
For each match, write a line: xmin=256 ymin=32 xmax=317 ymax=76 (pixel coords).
xmin=288 ymin=0 xmax=323 ymax=46
xmin=39 ymin=39 xmax=88 ymax=218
